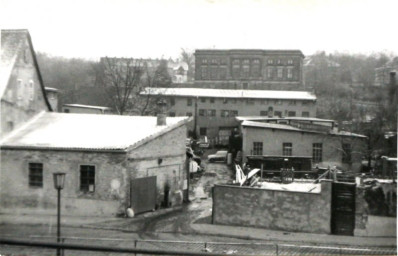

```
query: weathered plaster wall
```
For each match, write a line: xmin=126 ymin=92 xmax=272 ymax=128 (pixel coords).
xmin=354 ymin=182 xmax=397 ymax=237
xmin=127 ymin=124 xmax=187 ymax=207
xmin=242 ymin=126 xmax=366 ymax=172
xmin=0 ymin=149 xmax=128 ymax=216
xmin=212 ymin=181 xmax=332 ymax=234
xmin=1 ymin=38 xmax=49 ymax=137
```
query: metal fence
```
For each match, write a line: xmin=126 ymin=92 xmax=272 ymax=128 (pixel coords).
xmin=0 ymin=236 xmax=396 ymax=256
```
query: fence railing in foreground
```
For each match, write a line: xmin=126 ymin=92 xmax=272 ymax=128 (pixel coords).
xmin=0 ymin=237 xmax=396 ymax=256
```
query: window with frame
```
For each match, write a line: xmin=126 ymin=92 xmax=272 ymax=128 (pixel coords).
xmin=208 ymin=109 xmax=216 ymax=117
xmin=29 ymin=80 xmax=34 ymax=101
xmin=230 ymin=110 xmax=238 ymax=117
xmin=186 ymin=112 xmax=192 ymax=117
xmin=274 ymin=111 xmax=282 ymax=117
xmin=313 ymin=143 xmax=323 ymax=163
xmin=267 ymin=59 xmax=274 ymax=64
xmin=277 ymin=67 xmax=283 ymax=78
xmin=287 ymin=59 xmax=293 ymax=65
xmin=289 ymin=100 xmax=296 ymax=105
xmin=242 ymin=59 xmax=250 ymax=78
xmin=287 ymin=68 xmax=293 ymax=79
xmin=187 ymin=98 xmax=192 ymax=106
xmin=29 ymin=163 xmax=43 ymax=188
xmin=260 ymin=110 xmax=268 ymax=116
xmin=200 ymin=98 xmax=206 ymax=103
xmin=267 ymin=67 xmax=273 ymax=79
xmin=200 ymin=127 xmax=207 ymax=136
xmin=201 ymin=59 xmax=208 ymax=64
xmin=288 ymin=111 xmax=296 ymax=117
xmin=274 ymin=99 xmax=283 ymax=105
xmin=232 ymin=59 xmax=240 ymax=78
xmin=169 ymin=112 xmax=176 ymax=117
xmin=199 ymin=109 xmax=206 ymax=116
xmin=170 ymin=98 xmax=175 ymax=106
xmin=253 ymin=142 xmax=263 ymax=155
xmin=246 ymin=99 xmax=255 ymax=105
xmin=221 ymin=110 xmax=230 ymax=117
xmin=223 ymin=98 xmax=228 ymax=104
xmin=302 ymin=111 xmax=310 ymax=117
xmin=342 ymin=144 xmax=352 ymax=163
xmin=210 ymin=98 xmax=215 ymax=103
xmin=283 ymin=143 xmax=292 ymax=156
xmin=80 ymin=165 xmax=95 ymax=192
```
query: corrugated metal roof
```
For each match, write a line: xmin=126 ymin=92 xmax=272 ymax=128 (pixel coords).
xmin=142 ymin=87 xmax=316 ymax=100
xmin=0 ymin=112 xmax=189 ymax=152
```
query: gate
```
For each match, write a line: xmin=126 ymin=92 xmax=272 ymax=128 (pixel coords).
xmin=130 ymin=176 xmax=157 ymax=214
xmin=331 ymin=182 xmax=356 ymax=236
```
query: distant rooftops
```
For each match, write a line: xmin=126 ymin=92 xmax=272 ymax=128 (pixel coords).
xmin=195 ymin=49 xmax=305 ymax=57
xmin=141 ymin=87 xmax=316 ymax=101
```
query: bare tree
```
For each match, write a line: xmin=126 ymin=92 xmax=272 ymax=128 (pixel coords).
xmin=180 ymin=48 xmax=195 ymax=81
xmin=98 ymin=57 xmax=144 ymax=115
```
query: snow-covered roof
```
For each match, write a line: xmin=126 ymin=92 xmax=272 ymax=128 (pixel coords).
xmin=0 ymin=112 xmax=190 ymax=152
xmin=63 ymin=104 xmax=110 ymax=111
xmin=236 ymin=116 xmax=334 ymax=123
xmin=242 ymin=120 xmax=367 ymax=138
xmin=142 ymin=87 xmax=317 ymax=101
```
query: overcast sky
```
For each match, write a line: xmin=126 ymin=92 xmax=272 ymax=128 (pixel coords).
xmin=1 ymin=0 xmax=397 ymax=60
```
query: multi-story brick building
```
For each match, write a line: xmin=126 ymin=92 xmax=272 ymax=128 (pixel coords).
xmin=194 ymin=49 xmax=305 ymax=90
xmin=141 ymin=87 xmax=316 ymax=145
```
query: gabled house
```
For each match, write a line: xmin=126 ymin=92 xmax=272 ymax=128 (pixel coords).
xmin=0 ymin=112 xmax=190 ymax=216
xmin=1 ymin=29 xmax=52 ymax=138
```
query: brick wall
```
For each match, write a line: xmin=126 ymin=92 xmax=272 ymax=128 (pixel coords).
xmin=212 ymin=181 xmax=332 ymax=234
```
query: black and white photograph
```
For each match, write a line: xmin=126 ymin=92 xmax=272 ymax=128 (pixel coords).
xmin=0 ymin=0 xmax=397 ymax=255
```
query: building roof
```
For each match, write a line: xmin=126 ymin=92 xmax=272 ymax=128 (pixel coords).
xmin=1 ymin=29 xmax=52 ymax=111
xmin=194 ymin=49 xmax=305 ymax=57
xmin=0 ymin=112 xmax=190 ymax=152
xmin=141 ymin=87 xmax=316 ymax=101
xmin=235 ymin=116 xmax=334 ymax=123
xmin=63 ymin=104 xmax=111 ymax=111
xmin=241 ymin=120 xmax=366 ymax=138
xmin=45 ymin=87 xmax=59 ymax=93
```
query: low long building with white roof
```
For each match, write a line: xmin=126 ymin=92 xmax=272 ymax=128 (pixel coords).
xmin=0 ymin=112 xmax=190 ymax=217
xmin=141 ymin=87 xmax=317 ymax=145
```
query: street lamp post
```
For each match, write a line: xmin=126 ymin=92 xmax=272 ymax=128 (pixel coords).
xmin=53 ymin=172 xmax=66 ymax=256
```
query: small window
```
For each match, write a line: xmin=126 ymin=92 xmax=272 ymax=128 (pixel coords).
xmin=210 ymin=98 xmax=215 ymax=103
xmin=17 ymin=79 xmax=23 ymax=100
xmin=29 ymin=163 xmax=43 ymax=188
xmin=29 ymin=80 xmax=34 ymax=100
xmin=230 ymin=110 xmax=238 ymax=117
xmin=221 ymin=110 xmax=229 ymax=117
xmin=170 ymin=98 xmax=175 ymax=106
xmin=342 ymin=144 xmax=352 ymax=163
xmin=200 ymin=127 xmax=207 ymax=136
xmin=275 ymin=100 xmax=283 ymax=105
xmin=246 ymin=99 xmax=255 ymax=105
xmin=267 ymin=59 xmax=274 ymax=64
xmin=274 ymin=111 xmax=282 ymax=117
xmin=169 ymin=112 xmax=176 ymax=117
xmin=313 ymin=143 xmax=323 ymax=163
xmin=186 ymin=112 xmax=192 ymax=117
xmin=223 ymin=98 xmax=228 ymax=104
xmin=283 ymin=143 xmax=292 ymax=156
xmin=80 ymin=165 xmax=95 ymax=192
xmin=288 ymin=59 xmax=293 ymax=65
xmin=208 ymin=109 xmax=216 ymax=117
xmin=64 ymin=109 xmax=70 ymax=113
xmin=253 ymin=142 xmax=263 ymax=156
xmin=287 ymin=68 xmax=293 ymax=79
xmin=302 ymin=111 xmax=310 ymax=117
xmin=289 ymin=100 xmax=296 ymax=105
xmin=201 ymin=59 xmax=208 ymax=64
xmin=200 ymin=98 xmax=206 ymax=103
xmin=288 ymin=111 xmax=296 ymax=117
xmin=260 ymin=111 xmax=268 ymax=116
xmin=277 ymin=67 xmax=283 ymax=78
xmin=199 ymin=109 xmax=206 ymax=116
xmin=187 ymin=98 xmax=192 ymax=106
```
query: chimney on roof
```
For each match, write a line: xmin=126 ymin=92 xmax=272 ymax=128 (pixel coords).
xmin=156 ymin=99 xmax=167 ymax=126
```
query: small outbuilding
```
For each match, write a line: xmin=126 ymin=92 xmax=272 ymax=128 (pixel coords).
xmin=0 ymin=112 xmax=190 ymax=216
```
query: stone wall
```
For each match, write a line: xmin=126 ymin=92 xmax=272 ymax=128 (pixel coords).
xmin=354 ymin=181 xmax=397 ymax=237
xmin=212 ymin=181 xmax=332 ymax=234
xmin=0 ymin=149 xmax=128 ymax=216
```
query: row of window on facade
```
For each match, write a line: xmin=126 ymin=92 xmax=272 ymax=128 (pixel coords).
xmin=200 ymin=58 xmax=295 ymax=65
xmin=169 ymin=110 xmax=308 ymax=118
xmin=169 ymin=97 xmax=310 ymax=107
xmin=199 ymin=65 xmax=296 ymax=80
xmin=28 ymin=163 xmax=95 ymax=192
xmin=251 ymin=142 xmax=352 ymax=163
xmin=6 ymin=79 xmax=35 ymax=101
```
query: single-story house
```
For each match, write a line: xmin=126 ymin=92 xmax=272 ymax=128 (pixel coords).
xmin=0 ymin=112 xmax=190 ymax=216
